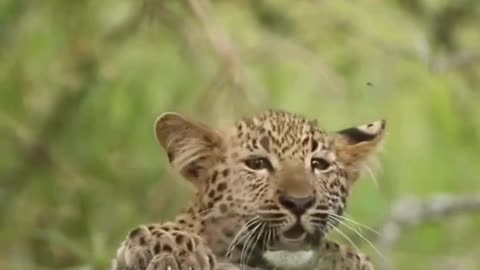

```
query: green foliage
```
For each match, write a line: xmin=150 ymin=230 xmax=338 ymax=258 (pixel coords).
xmin=1 ymin=0 xmax=480 ymax=269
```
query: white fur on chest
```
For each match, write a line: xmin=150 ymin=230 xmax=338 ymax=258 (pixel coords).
xmin=263 ymin=250 xmax=317 ymax=270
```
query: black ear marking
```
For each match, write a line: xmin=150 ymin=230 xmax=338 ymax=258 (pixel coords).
xmin=337 ymin=120 xmax=386 ymax=144
xmin=338 ymin=127 xmax=377 ymax=144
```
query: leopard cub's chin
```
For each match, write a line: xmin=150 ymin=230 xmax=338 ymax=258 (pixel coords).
xmin=263 ymin=250 xmax=318 ymax=270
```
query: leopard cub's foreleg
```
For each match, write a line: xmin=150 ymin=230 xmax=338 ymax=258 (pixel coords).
xmin=316 ymin=240 xmax=374 ymax=270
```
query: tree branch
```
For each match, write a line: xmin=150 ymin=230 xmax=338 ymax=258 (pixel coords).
xmin=377 ymin=193 xmax=480 ymax=270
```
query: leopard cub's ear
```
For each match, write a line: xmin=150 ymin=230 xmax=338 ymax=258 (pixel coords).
xmin=332 ymin=119 xmax=386 ymax=167
xmin=155 ymin=113 xmax=224 ymax=184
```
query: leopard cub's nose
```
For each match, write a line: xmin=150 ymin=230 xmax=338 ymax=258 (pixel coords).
xmin=278 ymin=193 xmax=315 ymax=215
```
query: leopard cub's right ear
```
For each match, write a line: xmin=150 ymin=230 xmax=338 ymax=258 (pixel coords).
xmin=332 ymin=119 xmax=387 ymax=167
xmin=154 ymin=113 xmax=224 ymax=182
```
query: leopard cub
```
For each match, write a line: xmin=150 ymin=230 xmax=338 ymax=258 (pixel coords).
xmin=112 ymin=110 xmax=386 ymax=270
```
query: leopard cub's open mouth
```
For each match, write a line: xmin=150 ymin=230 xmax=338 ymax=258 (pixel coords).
xmin=283 ymin=222 xmax=306 ymax=240
xmin=266 ymin=217 xmax=324 ymax=251
xmin=270 ymin=221 xmax=318 ymax=251
xmin=263 ymin=222 xmax=320 ymax=269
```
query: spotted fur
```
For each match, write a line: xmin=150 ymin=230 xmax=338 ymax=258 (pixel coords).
xmin=112 ymin=110 xmax=386 ymax=270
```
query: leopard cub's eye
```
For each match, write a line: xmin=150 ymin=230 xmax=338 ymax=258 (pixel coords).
xmin=244 ymin=157 xmax=273 ymax=171
xmin=311 ymin=158 xmax=331 ymax=172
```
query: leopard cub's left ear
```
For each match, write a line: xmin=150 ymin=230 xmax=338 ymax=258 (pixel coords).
xmin=332 ymin=119 xmax=387 ymax=166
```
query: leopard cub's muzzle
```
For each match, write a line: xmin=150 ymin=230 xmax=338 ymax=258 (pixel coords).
xmin=257 ymin=164 xmax=328 ymax=250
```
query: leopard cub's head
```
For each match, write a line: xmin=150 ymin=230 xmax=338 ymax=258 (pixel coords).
xmin=155 ymin=110 xmax=386 ymax=253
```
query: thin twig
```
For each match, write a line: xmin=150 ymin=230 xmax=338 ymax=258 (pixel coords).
xmin=186 ymin=0 xmax=261 ymax=110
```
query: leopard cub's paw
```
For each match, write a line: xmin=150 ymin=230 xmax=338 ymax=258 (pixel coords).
xmin=113 ymin=223 xmax=216 ymax=270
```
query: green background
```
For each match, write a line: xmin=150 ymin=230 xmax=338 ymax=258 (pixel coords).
xmin=1 ymin=0 xmax=480 ymax=269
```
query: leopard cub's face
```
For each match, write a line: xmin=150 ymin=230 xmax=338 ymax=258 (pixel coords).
xmin=155 ymin=110 xmax=386 ymax=257
xmin=223 ymin=111 xmax=385 ymax=251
